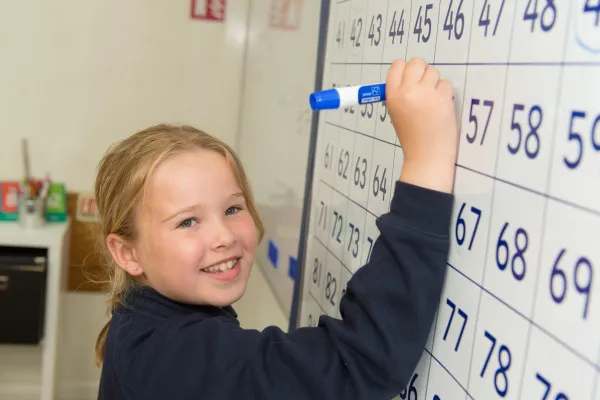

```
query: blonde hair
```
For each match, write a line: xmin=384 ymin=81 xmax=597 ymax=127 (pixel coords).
xmin=92 ymin=124 xmax=264 ymax=366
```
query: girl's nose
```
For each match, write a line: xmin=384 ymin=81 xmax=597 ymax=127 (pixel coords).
xmin=211 ymin=219 xmax=236 ymax=249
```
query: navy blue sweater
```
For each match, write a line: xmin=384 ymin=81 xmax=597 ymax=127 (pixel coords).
xmin=97 ymin=180 xmax=453 ymax=399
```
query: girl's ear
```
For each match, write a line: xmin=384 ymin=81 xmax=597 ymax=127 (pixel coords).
xmin=106 ymin=233 xmax=144 ymax=277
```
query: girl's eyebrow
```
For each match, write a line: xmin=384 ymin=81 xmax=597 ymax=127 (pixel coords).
xmin=230 ymin=192 xmax=245 ymax=200
xmin=161 ymin=204 xmax=200 ymax=223
xmin=161 ymin=192 xmax=246 ymax=223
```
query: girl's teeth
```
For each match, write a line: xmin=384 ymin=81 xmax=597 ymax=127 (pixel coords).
xmin=204 ymin=259 xmax=238 ymax=273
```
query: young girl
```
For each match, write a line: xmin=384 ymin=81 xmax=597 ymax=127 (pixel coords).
xmin=94 ymin=57 xmax=458 ymax=399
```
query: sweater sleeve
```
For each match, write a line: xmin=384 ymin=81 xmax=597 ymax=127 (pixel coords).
xmin=136 ymin=180 xmax=453 ymax=400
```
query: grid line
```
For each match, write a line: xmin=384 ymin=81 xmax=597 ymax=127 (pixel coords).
xmin=329 ymin=61 xmax=600 ymax=67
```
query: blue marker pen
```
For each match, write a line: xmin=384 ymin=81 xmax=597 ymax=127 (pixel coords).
xmin=309 ymin=83 xmax=386 ymax=111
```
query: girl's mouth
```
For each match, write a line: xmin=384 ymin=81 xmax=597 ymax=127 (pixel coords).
xmin=200 ymin=258 xmax=241 ymax=281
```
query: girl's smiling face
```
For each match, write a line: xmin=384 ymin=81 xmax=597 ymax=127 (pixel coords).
xmin=119 ymin=148 xmax=258 ymax=306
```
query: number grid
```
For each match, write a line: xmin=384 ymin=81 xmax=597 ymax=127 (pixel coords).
xmin=463 ymin=2 xmax=565 ymax=398
xmin=297 ymin=0 xmax=600 ymax=399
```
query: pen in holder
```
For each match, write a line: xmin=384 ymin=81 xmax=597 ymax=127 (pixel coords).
xmin=17 ymin=177 xmax=50 ymax=229
xmin=18 ymin=194 xmax=47 ymax=229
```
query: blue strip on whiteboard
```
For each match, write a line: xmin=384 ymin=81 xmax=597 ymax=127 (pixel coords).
xmin=268 ymin=239 xmax=279 ymax=268
xmin=288 ymin=256 xmax=297 ymax=281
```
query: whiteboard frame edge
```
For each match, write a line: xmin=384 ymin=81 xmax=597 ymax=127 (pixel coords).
xmin=288 ymin=0 xmax=332 ymax=332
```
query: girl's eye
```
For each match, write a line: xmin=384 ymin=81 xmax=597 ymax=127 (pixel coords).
xmin=225 ymin=206 xmax=241 ymax=216
xmin=177 ymin=218 xmax=197 ymax=229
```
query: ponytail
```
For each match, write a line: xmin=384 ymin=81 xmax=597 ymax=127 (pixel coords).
xmin=94 ymin=318 xmax=111 ymax=366
xmin=94 ymin=290 xmax=126 ymax=366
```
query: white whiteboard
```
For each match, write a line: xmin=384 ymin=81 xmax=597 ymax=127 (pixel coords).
xmin=292 ymin=0 xmax=600 ymax=398
xmin=236 ymin=0 xmax=322 ymax=318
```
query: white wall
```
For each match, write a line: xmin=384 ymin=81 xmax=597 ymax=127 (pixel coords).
xmin=0 ymin=0 xmax=249 ymax=191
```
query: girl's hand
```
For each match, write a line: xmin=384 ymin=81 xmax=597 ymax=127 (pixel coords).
xmin=386 ymin=58 xmax=459 ymax=193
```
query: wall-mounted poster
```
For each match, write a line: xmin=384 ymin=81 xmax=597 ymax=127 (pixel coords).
xmin=270 ymin=0 xmax=302 ymax=30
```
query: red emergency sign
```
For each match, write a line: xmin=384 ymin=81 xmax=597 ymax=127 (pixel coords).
xmin=190 ymin=0 xmax=226 ymax=22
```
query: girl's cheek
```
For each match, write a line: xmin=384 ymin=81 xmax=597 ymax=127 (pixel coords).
xmin=236 ymin=215 xmax=258 ymax=245
xmin=176 ymin=233 xmax=206 ymax=258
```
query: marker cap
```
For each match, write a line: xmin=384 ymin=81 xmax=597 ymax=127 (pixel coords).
xmin=309 ymin=89 xmax=340 ymax=110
